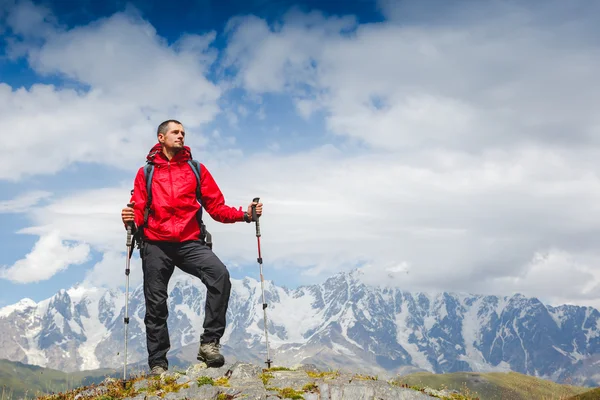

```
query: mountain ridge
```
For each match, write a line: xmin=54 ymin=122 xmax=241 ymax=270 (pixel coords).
xmin=1 ymin=269 xmax=599 ymax=386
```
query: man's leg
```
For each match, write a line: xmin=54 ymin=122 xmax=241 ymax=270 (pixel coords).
xmin=142 ymin=241 xmax=175 ymax=370
xmin=176 ymin=240 xmax=231 ymax=366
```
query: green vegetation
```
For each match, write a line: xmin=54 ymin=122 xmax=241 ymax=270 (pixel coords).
xmin=31 ymin=371 xmax=190 ymax=400
xmin=196 ymin=376 xmax=214 ymax=386
xmin=214 ymin=377 xmax=230 ymax=387
xmin=271 ymin=387 xmax=305 ymax=399
xmin=566 ymin=387 xmax=600 ymax=400
xmin=280 ymin=387 xmax=305 ymax=399
xmin=260 ymin=371 xmax=274 ymax=385
xmin=306 ymin=370 xmax=339 ymax=380
xmin=2 ymin=357 xmax=596 ymax=400
xmin=266 ymin=366 xmax=292 ymax=372
xmin=352 ymin=373 xmax=378 ymax=381
xmin=394 ymin=371 xmax=591 ymax=400
xmin=0 ymin=359 xmax=119 ymax=399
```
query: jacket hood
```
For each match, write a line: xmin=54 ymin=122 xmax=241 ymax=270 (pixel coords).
xmin=146 ymin=142 xmax=193 ymax=164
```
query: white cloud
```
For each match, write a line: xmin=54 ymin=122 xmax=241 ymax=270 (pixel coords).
xmin=82 ymin=250 xmax=143 ymax=290
xmin=0 ymin=190 xmax=51 ymax=213
xmin=0 ymin=230 xmax=90 ymax=283
xmin=0 ymin=2 xmax=221 ymax=181
xmin=17 ymin=185 xmax=136 ymax=253
xmin=5 ymin=0 xmax=57 ymax=39
xmin=3 ymin=0 xmax=600 ymax=312
xmin=216 ymin=1 xmax=600 ymax=307
xmin=223 ymin=2 xmax=600 ymax=153
xmin=13 ymin=141 xmax=600 ymax=308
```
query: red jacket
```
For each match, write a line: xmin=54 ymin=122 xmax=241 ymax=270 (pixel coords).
xmin=129 ymin=143 xmax=245 ymax=242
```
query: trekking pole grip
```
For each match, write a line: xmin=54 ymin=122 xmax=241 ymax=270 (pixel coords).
xmin=126 ymin=203 xmax=134 ymax=247
xmin=252 ymin=197 xmax=260 ymax=237
xmin=251 ymin=197 xmax=260 ymax=221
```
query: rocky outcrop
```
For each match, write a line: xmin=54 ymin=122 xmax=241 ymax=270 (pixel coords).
xmin=64 ymin=362 xmax=460 ymax=400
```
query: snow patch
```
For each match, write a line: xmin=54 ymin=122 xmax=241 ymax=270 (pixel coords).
xmin=423 ymin=315 xmax=436 ymax=331
xmin=553 ymin=346 xmax=568 ymax=357
xmin=332 ymin=342 xmax=355 ymax=356
xmin=396 ymin=302 xmax=433 ymax=371
xmin=173 ymin=302 xmax=202 ymax=346
xmin=0 ymin=298 xmax=37 ymax=317
xmin=460 ymin=297 xmax=489 ymax=371
xmin=23 ymin=308 xmax=47 ymax=367
xmin=338 ymin=307 xmax=363 ymax=349
xmin=75 ymin=289 xmax=110 ymax=370
xmin=548 ymin=307 xmax=565 ymax=329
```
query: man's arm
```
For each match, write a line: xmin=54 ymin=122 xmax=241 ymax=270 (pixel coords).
xmin=200 ymin=163 xmax=246 ymax=223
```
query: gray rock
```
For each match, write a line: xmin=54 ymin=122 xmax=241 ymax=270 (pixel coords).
xmin=319 ymin=379 xmax=435 ymax=400
xmin=295 ymin=363 xmax=321 ymax=373
xmin=231 ymin=386 xmax=270 ymax=399
xmin=192 ymin=362 xmax=232 ymax=379
xmin=267 ymin=370 xmax=313 ymax=391
xmin=303 ymin=393 xmax=320 ymax=400
xmin=67 ymin=360 xmax=447 ymax=400
xmin=132 ymin=378 xmax=151 ymax=391
xmin=175 ymin=384 xmax=221 ymax=399
xmin=162 ymin=392 xmax=183 ymax=400
xmin=424 ymin=387 xmax=463 ymax=397
xmin=185 ymin=362 xmax=209 ymax=379
xmin=73 ymin=385 xmax=109 ymax=400
xmin=229 ymin=361 xmax=264 ymax=380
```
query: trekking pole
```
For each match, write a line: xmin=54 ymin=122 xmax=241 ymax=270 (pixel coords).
xmin=252 ymin=197 xmax=272 ymax=369
xmin=123 ymin=203 xmax=134 ymax=385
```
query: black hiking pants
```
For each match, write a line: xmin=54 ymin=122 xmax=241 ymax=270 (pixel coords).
xmin=140 ymin=239 xmax=231 ymax=369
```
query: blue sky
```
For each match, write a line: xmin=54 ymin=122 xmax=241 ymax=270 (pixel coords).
xmin=2 ymin=0 xmax=600 ymax=310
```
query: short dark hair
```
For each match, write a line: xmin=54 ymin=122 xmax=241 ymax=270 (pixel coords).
xmin=157 ymin=119 xmax=183 ymax=136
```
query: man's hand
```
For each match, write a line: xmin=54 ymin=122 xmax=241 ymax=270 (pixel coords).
xmin=121 ymin=201 xmax=136 ymax=227
xmin=247 ymin=200 xmax=263 ymax=220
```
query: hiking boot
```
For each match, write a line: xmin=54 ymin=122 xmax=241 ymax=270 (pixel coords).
xmin=149 ymin=365 xmax=167 ymax=376
xmin=197 ymin=340 xmax=225 ymax=368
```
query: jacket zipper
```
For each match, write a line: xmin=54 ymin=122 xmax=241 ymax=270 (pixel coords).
xmin=168 ymin=161 xmax=175 ymax=238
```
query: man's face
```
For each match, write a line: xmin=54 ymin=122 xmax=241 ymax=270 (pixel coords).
xmin=158 ymin=122 xmax=185 ymax=150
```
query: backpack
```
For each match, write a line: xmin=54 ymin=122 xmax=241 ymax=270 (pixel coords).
xmin=135 ymin=159 xmax=212 ymax=248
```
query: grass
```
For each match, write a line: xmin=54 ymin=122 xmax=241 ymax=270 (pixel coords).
xmin=30 ymin=370 xmax=195 ymax=400
xmin=263 ymin=386 xmax=305 ymax=399
xmin=214 ymin=377 xmax=230 ymax=387
xmin=306 ymin=370 xmax=340 ymax=380
xmin=0 ymin=359 xmax=120 ymax=399
xmin=351 ymin=373 xmax=378 ymax=381
xmin=260 ymin=372 xmax=274 ymax=385
xmin=196 ymin=376 xmax=214 ymax=386
xmin=277 ymin=387 xmax=305 ymax=399
xmin=394 ymin=371 xmax=591 ymax=400
xmin=566 ymin=387 xmax=600 ymax=399
xmin=266 ymin=366 xmax=293 ymax=372
xmin=4 ymin=357 xmax=595 ymax=400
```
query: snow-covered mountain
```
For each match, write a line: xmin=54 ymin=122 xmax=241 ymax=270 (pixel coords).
xmin=1 ymin=269 xmax=600 ymax=386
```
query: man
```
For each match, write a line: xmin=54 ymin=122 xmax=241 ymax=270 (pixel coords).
xmin=121 ymin=119 xmax=262 ymax=376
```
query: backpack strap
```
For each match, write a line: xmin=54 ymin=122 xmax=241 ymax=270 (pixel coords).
xmin=143 ymin=162 xmax=155 ymax=226
xmin=187 ymin=160 xmax=202 ymax=201
xmin=187 ymin=159 xmax=211 ymax=247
